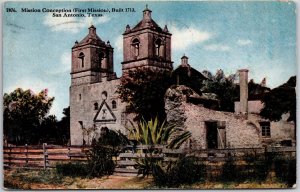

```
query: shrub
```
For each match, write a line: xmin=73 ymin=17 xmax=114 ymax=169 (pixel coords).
xmin=244 ymin=153 xmax=270 ymax=182
xmin=136 ymin=154 xmax=159 ymax=177
xmin=251 ymin=158 xmax=270 ymax=181
xmin=56 ymin=129 xmax=128 ymax=178
xmin=56 ymin=147 xmax=116 ymax=178
xmin=56 ymin=162 xmax=89 ymax=177
xmin=221 ymin=156 xmax=237 ymax=182
xmin=151 ymin=156 xmax=206 ymax=187
xmin=93 ymin=127 xmax=129 ymax=149
xmin=86 ymin=144 xmax=115 ymax=177
xmin=87 ymin=128 xmax=129 ymax=177
xmin=274 ymin=157 xmax=296 ymax=187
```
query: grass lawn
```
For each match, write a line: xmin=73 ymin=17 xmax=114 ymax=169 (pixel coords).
xmin=4 ymin=168 xmax=291 ymax=190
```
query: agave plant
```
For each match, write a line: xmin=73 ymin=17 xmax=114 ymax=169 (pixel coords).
xmin=127 ymin=117 xmax=191 ymax=178
xmin=127 ymin=116 xmax=191 ymax=149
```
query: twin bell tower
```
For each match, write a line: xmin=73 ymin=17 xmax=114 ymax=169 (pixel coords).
xmin=71 ymin=5 xmax=173 ymax=86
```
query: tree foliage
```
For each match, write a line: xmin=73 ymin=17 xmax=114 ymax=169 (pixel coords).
xmin=201 ymin=69 xmax=239 ymax=112
xmin=260 ymin=76 xmax=296 ymax=123
xmin=117 ymin=68 xmax=172 ymax=120
xmin=4 ymin=88 xmax=70 ymax=145
xmin=40 ymin=115 xmax=58 ymax=143
xmin=40 ymin=107 xmax=70 ymax=145
xmin=201 ymin=69 xmax=270 ymax=112
xmin=3 ymin=88 xmax=54 ymax=144
xmin=151 ymin=156 xmax=206 ymax=187
xmin=56 ymin=106 xmax=70 ymax=145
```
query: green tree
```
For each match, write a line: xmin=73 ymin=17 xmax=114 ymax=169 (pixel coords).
xmin=260 ymin=76 xmax=296 ymax=123
xmin=201 ymin=69 xmax=239 ymax=112
xmin=201 ymin=70 xmax=269 ymax=112
xmin=40 ymin=114 xmax=58 ymax=144
xmin=57 ymin=106 xmax=70 ymax=145
xmin=117 ymin=68 xmax=172 ymax=121
xmin=3 ymin=88 xmax=54 ymax=144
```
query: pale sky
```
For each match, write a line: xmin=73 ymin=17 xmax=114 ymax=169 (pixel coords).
xmin=3 ymin=1 xmax=296 ymax=119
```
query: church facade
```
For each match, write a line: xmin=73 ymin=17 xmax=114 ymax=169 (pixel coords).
xmin=70 ymin=7 xmax=173 ymax=145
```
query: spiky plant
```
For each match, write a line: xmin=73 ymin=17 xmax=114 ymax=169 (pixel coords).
xmin=127 ymin=116 xmax=192 ymax=177
xmin=127 ymin=116 xmax=191 ymax=149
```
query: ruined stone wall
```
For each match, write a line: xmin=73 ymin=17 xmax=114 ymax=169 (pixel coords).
xmin=181 ymin=103 xmax=261 ymax=149
xmin=165 ymin=85 xmax=295 ymax=149
xmin=270 ymin=120 xmax=295 ymax=143
xmin=247 ymin=113 xmax=295 ymax=146
xmin=235 ymin=100 xmax=264 ymax=114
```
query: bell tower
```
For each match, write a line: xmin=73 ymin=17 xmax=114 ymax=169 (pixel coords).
xmin=71 ymin=25 xmax=115 ymax=85
xmin=122 ymin=6 xmax=173 ymax=74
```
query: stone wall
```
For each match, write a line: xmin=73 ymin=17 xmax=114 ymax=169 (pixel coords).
xmin=70 ymin=78 xmax=128 ymax=145
xmin=165 ymin=85 xmax=295 ymax=149
xmin=235 ymin=100 xmax=264 ymax=114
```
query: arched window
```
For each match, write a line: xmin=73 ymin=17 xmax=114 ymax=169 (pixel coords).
xmin=112 ymin=100 xmax=117 ymax=109
xmin=99 ymin=51 xmax=105 ymax=69
xmin=131 ymin=38 xmax=140 ymax=57
xmin=101 ymin=91 xmax=108 ymax=100
xmin=94 ymin=102 xmax=98 ymax=110
xmin=155 ymin=38 xmax=162 ymax=57
xmin=78 ymin=52 xmax=85 ymax=68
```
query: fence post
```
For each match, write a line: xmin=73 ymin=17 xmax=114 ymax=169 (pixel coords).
xmin=25 ymin=144 xmax=28 ymax=167
xmin=68 ymin=144 xmax=71 ymax=159
xmin=43 ymin=143 xmax=48 ymax=169
xmin=8 ymin=144 xmax=12 ymax=167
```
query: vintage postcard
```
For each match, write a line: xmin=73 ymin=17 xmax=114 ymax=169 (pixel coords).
xmin=3 ymin=1 xmax=296 ymax=190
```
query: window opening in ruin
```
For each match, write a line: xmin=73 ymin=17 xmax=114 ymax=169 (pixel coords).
xmin=260 ymin=122 xmax=271 ymax=137
xmin=94 ymin=102 xmax=98 ymax=110
xmin=79 ymin=52 xmax=85 ymax=68
xmin=132 ymin=38 xmax=140 ymax=57
xmin=79 ymin=94 xmax=81 ymax=100
xmin=112 ymin=100 xmax=117 ymax=109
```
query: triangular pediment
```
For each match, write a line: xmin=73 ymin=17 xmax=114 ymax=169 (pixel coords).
xmin=93 ymin=100 xmax=116 ymax=123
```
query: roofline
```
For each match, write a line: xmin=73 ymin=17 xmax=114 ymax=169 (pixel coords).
xmin=121 ymin=57 xmax=173 ymax=64
xmin=72 ymin=43 xmax=114 ymax=50
xmin=123 ymin=27 xmax=172 ymax=36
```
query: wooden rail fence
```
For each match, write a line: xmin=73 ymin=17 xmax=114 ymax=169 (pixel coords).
xmin=3 ymin=144 xmax=296 ymax=177
xmin=114 ymin=145 xmax=296 ymax=176
xmin=3 ymin=144 xmax=89 ymax=169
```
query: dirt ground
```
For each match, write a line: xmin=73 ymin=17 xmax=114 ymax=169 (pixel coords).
xmin=4 ymin=169 xmax=291 ymax=190
xmin=4 ymin=169 xmax=153 ymax=190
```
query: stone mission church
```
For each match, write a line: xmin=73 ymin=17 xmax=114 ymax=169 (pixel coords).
xmin=70 ymin=7 xmax=295 ymax=148
xmin=70 ymin=7 xmax=172 ymax=145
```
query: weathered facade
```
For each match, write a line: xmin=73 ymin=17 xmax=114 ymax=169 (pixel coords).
xmin=164 ymin=69 xmax=295 ymax=149
xmin=70 ymin=25 xmax=124 ymax=145
xmin=70 ymin=7 xmax=173 ymax=145
xmin=70 ymin=7 xmax=295 ymax=147
xmin=122 ymin=6 xmax=173 ymax=73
